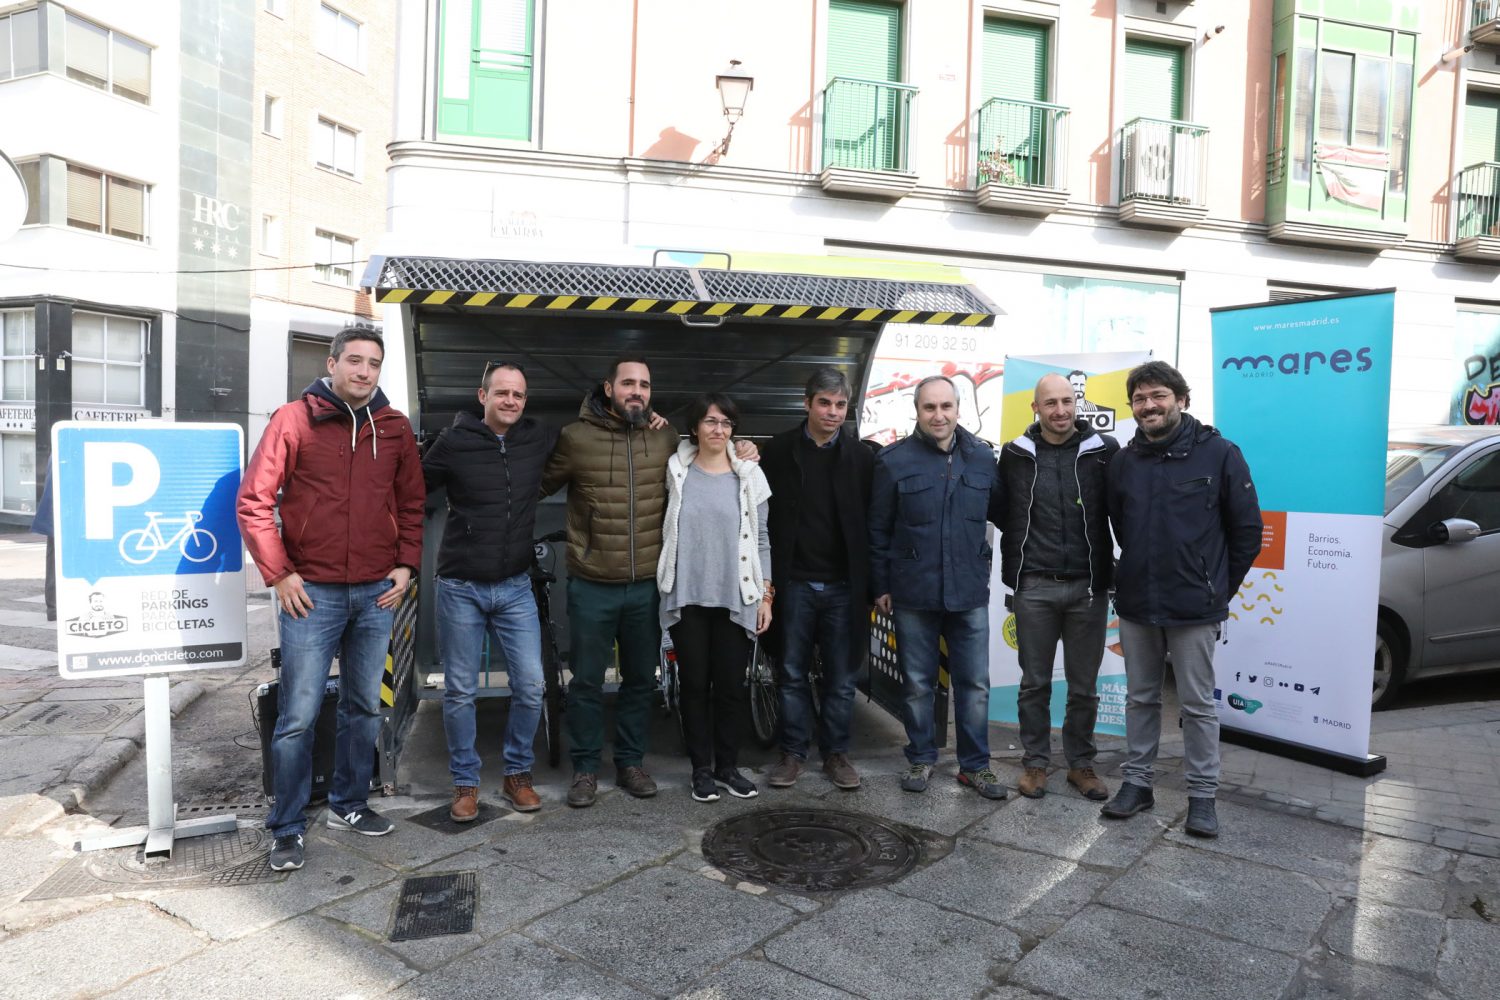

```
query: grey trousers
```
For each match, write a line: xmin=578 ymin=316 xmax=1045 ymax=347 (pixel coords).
xmin=1013 ymin=575 xmax=1106 ymax=769
xmin=1118 ymin=618 xmax=1221 ymax=798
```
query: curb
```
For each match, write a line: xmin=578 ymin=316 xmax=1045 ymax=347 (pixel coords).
xmin=43 ymin=679 xmax=209 ymax=817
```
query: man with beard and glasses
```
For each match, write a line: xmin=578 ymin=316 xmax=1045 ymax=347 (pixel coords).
xmin=541 ymin=356 xmax=756 ymax=807
xmin=1102 ymin=361 xmax=1262 ymax=838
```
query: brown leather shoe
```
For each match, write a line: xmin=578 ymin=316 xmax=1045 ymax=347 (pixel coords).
xmin=822 ymin=753 xmax=861 ymax=790
xmin=766 ymin=753 xmax=803 ymax=788
xmin=1068 ymin=766 xmax=1109 ymax=801
xmin=616 ymin=765 xmax=658 ymax=798
xmin=502 ymin=772 xmax=541 ymax=813
xmin=450 ymin=785 xmax=479 ymax=822
xmin=1017 ymin=767 xmax=1048 ymax=799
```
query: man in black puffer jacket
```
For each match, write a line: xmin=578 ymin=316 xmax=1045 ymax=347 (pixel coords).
xmin=422 ymin=362 xmax=558 ymax=820
xmin=999 ymin=374 xmax=1118 ymax=803
xmin=1101 ymin=361 xmax=1262 ymax=839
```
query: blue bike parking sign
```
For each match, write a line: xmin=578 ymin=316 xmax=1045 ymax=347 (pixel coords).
xmin=52 ymin=423 xmax=246 ymax=678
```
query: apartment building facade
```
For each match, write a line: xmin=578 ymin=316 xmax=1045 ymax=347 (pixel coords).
xmin=374 ymin=0 xmax=1500 ymax=433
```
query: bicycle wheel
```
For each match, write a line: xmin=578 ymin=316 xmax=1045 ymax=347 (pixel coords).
xmin=541 ymin=627 xmax=564 ymax=769
xmin=660 ymin=644 xmax=686 ymax=753
xmin=118 ymin=527 xmax=155 ymax=564
xmin=181 ymin=528 xmax=218 ymax=563
xmin=747 ymin=639 xmax=780 ymax=749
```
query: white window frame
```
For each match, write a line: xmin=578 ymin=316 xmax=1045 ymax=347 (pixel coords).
xmin=0 ymin=308 xmax=36 ymax=403
xmin=262 ymin=93 xmax=283 ymax=138
xmin=317 ymin=3 xmax=364 ymax=70
xmin=64 ymin=162 xmax=151 ymax=243
xmin=260 ymin=213 xmax=281 ymax=257
xmin=70 ymin=311 xmax=147 ymax=407
xmin=312 ymin=228 xmax=357 ymax=287
xmin=62 ymin=11 xmax=151 ymax=104
xmin=314 ymin=116 xmax=360 ymax=178
xmin=0 ymin=7 xmax=44 ymax=82
xmin=264 ymin=0 xmax=287 ymax=18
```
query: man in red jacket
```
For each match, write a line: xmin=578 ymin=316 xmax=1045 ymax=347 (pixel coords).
xmin=237 ymin=328 xmax=424 ymax=872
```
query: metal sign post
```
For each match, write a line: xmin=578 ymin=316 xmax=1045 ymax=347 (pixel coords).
xmin=52 ymin=423 xmax=248 ymax=857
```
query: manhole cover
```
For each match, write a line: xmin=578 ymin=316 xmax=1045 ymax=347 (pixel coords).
xmin=390 ymin=872 xmax=477 ymax=942
xmin=702 ymin=808 xmax=922 ymax=892
xmin=407 ymin=799 xmax=505 ymax=834
xmin=24 ymin=826 xmax=282 ymax=901
xmin=0 ymin=700 xmax=140 ymax=736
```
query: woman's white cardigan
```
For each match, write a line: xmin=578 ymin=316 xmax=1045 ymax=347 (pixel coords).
xmin=656 ymin=440 xmax=772 ymax=607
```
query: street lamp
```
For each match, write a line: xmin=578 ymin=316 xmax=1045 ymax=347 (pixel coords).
xmin=714 ymin=60 xmax=754 ymax=157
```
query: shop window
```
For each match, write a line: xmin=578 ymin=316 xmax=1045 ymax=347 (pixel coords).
xmin=313 ymin=229 xmax=356 ymax=286
xmin=1 ymin=309 xmax=35 ymax=401
xmin=64 ymin=13 xmax=150 ymax=104
xmin=315 ymin=117 xmax=359 ymax=177
xmin=288 ymin=333 xmax=332 ymax=400
xmin=318 ymin=4 xmax=362 ymax=69
xmin=72 ymin=311 xmax=145 ymax=406
xmin=65 ymin=164 xmax=148 ymax=242
xmin=0 ymin=7 xmax=42 ymax=80
xmin=438 ymin=0 xmax=536 ymax=141
xmin=1 ymin=434 xmax=34 ymax=513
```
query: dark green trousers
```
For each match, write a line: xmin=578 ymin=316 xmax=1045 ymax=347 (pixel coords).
xmin=565 ymin=576 xmax=661 ymax=772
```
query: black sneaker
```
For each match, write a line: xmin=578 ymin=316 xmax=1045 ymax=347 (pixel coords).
xmin=1101 ymin=782 xmax=1155 ymax=819
xmin=269 ymin=834 xmax=304 ymax=871
xmin=326 ymin=807 xmax=395 ymax=837
xmin=1185 ymin=797 xmax=1219 ymax=838
xmin=691 ymin=768 xmax=720 ymax=803
xmin=714 ymin=767 xmax=758 ymax=799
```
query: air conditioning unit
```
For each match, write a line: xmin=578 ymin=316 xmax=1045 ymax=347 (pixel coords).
xmin=1127 ymin=130 xmax=1174 ymax=201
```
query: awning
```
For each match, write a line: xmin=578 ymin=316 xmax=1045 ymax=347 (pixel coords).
xmin=367 ymin=255 xmax=997 ymax=327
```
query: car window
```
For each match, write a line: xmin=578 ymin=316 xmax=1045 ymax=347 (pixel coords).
xmin=1429 ymin=451 xmax=1500 ymax=533
xmin=1385 ymin=442 xmax=1461 ymax=514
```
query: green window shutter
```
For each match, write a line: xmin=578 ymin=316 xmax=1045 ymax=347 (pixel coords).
xmin=982 ymin=19 xmax=1048 ymax=102
xmin=827 ymin=0 xmax=901 ymax=82
xmin=438 ymin=0 xmax=534 ymax=140
xmin=1464 ymin=91 xmax=1500 ymax=167
xmin=1124 ymin=38 xmax=1184 ymax=121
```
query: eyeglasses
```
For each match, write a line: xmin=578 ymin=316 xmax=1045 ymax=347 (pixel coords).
xmin=1130 ymin=389 xmax=1176 ymax=407
xmin=699 ymin=417 xmax=736 ymax=430
xmin=480 ymin=359 xmax=526 ymax=387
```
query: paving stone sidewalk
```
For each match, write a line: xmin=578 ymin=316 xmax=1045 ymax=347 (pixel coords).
xmin=0 ymin=532 xmax=1496 ymax=999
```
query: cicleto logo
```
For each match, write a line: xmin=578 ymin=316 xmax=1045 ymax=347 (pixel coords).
xmin=65 ymin=593 xmax=129 ymax=639
xmin=1220 ymin=347 xmax=1373 ymax=376
xmin=1226 ymin=693 xmax=1264 ymax=714
xmin=1067 ymin=370 xmax=1116 ymax=432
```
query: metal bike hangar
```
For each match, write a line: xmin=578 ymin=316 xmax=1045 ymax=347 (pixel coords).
xmin=362 ymin=253 xmax=998 ymax=791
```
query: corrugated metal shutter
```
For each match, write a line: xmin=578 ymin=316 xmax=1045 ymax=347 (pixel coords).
xmin=1465 ymin=91 xmax=1500 ymax=167
xmin=1124 ymin=38 xmax=1184 ymax=121
xmin=982 ymin=18 xmax=1047 ymax=102
xmin=827 ymin=0 xmax=901 ymax=82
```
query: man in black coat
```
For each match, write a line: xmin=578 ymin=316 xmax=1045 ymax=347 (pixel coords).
xmin=1102 ymin=361 xmax=1263 ymax=839
xmin=759 ymin=369 xmax=874 ymax=790
xmin=422 ymin=361 xmax=557 ymax=820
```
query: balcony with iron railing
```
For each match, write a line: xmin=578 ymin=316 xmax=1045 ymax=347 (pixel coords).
xmin=1473 ymin=0 xmax=1500 ymax=46
xmin=818 ymin=76 xmax=919 ymax=200
xmin=1456 ymin=161 xmax=1500 ymax=261
xmin=972 ymin=97 xmax=1070 ymax=216
xmin=1116 ymin=116 xmax=1210 ymax=230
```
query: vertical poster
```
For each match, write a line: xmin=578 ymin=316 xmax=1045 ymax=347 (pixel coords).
xmin=1210 ymin=291 xmax=1393 ymax=765
xmin=987 ymin=353 xmax=1149 ymax=732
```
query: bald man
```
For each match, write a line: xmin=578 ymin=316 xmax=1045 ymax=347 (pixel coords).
xmin=998 ymin=373 xmax=1120 ymax=801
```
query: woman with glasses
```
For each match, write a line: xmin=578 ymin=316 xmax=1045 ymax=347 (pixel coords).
xmin=657 ymin=392 xmax=773 ymax=802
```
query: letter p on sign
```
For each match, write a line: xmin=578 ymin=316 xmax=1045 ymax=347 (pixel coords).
xmin=83 ymin=442 xmax=160 ymax=539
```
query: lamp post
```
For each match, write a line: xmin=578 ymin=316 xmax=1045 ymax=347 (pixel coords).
xmin=714 ymin=60 xmax=754 ymax=157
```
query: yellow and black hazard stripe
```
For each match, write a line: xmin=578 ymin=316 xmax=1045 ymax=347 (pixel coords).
xmin=380 ymin=582 xmax=420 ymax=709
xmin=374 ymin=289 xmax=991 ymax=326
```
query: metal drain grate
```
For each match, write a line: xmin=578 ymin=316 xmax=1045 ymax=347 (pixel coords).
xmin=24 ymin=826 xmax=284 ymax=901
xmin=390 ymin=872 xmax=477 ymax=942
xmin=406 ymin=800 xmax=505 ymax=834
xmin=0 ymin=700 xmax=141 ymax=735
xmin=702 ymin=808 xmax=923 ymax=892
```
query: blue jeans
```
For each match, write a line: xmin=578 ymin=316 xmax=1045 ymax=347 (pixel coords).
xmin=268 ymin=579 xmax=394 ymax=838
xmin=778 ymin=580 xmax=857 ymax=758
xmin=436 ymin=573 xmax=545 ymax=783
xmin=893 ymin=605 xmax=992 ymax=772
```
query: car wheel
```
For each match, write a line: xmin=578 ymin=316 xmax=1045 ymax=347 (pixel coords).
xmin=1372 ymin=617 xmax=1407 ymax=711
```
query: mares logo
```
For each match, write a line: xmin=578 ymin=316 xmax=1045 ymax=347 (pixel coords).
xmin=1221 ymin=347 xmax=1373 ymax=376
xmin=65 ymin=592 xmax=128 ymax=639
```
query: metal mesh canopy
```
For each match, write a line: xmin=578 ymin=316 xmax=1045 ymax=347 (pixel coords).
xmin=371 ymin=255 xmax=995 ymax=327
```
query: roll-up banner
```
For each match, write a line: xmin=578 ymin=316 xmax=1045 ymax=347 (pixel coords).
xmin=987 ymin=352 xmax=1150 ymax=731
xmin=1209 ymin=290 xmax=1393 ymax=776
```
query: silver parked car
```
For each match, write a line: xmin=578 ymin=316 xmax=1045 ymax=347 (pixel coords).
xmin=1378 ymin=425 xmax=1500 ymax=708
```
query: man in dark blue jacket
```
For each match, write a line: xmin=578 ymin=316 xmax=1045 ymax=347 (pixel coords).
xmin=870 ymin=375 xmax=1006 ymax=799
xmin=1102 ymin=361 xmax=1262 ymax=838
xmin=422 ymin=361 xmax=557 ymax=820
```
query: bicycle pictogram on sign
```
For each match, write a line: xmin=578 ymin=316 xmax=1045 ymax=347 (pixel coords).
xmin=118 ymin=511 xmax=219 ymax=565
